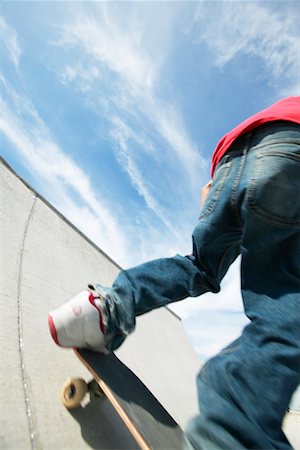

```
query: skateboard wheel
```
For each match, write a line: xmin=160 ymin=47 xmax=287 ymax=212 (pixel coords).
xmin=61 ymin=377 xmax=88 ymax=409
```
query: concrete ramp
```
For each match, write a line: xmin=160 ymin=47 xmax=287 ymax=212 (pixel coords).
xmin=1 ymin=157 xmax=200 ymax=449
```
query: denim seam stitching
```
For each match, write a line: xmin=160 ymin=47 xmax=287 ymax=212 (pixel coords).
xmin=257 ymin=150 xmax=300 ymax=161
xmin=199 ymin=162 xmax=231 ymax=219
xmin=217 ymin=244 xmax=239 ymax=282
xmin=231 ymin=133 xmax=250 ymax=226
xmin=250 ymin=137 xmax=300 ymax=152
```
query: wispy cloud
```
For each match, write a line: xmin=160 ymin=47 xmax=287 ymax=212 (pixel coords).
xmin=60 ymin=61 xmax=102 ymax=93
xmin=52 ymin=3 xmax=208 ymax=189
xmin=171 ymin=257 xmax=249 ymax=361
xmin=189 ymin=2 xmax=300 ymax=95
xmin=0 ymin=16 xmax=22 ymax=68
xmin=110 ymin=116 xmax=186 ymax=242
xmin=56 ymin=3 xmax=157 ymax=92
xmin=172 ymin=257 xmax=244 ymax=319
xmin=1 ymin=75 xmax=128 ymax=263
xmin=185 ymin=308 xmax=249 ymax=362
xmin=146 ymin=100 xmax=209 ymax=184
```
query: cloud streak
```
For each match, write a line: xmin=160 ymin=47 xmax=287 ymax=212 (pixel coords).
xmin=110 ymin=116 xmax=186 ymax=242
xmin=171 ymin=257 xmax=249 ymax=362
xmin=56 ymin=3 xmax=156 ymax=92
xmin=52 ymin=3 xmax=208 ymax=190
xmin=1 ymin=75 xmax=128 ymax=263
xmin=0 ymin=16 xmax=22 ymax=68
xmin=189 ymin=2 xmax=300 ymax=94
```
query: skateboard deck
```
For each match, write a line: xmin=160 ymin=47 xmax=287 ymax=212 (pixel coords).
xmin=61 ymin=348 xmax=184 ymax=450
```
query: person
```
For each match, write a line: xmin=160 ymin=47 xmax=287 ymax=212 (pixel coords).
xmin=48 ymin=96 xmax=300 ymax=449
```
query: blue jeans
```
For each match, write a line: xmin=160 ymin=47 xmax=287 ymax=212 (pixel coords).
xmin=99 ymin=121 xmax=300 ymax=449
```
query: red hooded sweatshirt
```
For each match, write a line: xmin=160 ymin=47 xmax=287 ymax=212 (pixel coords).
xmin=211 ymin=96 xmax=300 ymax=176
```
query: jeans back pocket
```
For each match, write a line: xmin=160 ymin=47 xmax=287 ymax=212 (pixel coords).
xmin=247 ymin=148 xmax=300 ymax=228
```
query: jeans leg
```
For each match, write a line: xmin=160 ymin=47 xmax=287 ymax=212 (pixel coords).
xmin=102 ymin=253 xmax=223 ymax=351
xmin=186 ymin=225 xmax=300 ymax=450
xmin=186 ymin=125 xmax=300 ymax=449
xmin=102 ymin=153 xmax=242 ymax=350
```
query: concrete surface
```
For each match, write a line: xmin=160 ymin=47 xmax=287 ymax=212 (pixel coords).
xmin=1 ymin=156 xmax=299 ymax=449
xmin=1 ymin=157 xmax=200 ymax=450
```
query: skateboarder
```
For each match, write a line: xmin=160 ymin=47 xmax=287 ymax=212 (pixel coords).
xmin=49 ymin=96 xmax=300 ymax=449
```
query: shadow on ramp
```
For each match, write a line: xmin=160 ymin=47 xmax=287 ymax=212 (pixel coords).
xmin=73 ymin=350 xmax=184 ymax=449
xmin=69 ymin=390 xmax=139 ymax=449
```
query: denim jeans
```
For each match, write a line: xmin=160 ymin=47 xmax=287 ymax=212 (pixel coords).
xmin=99 ymin=121 xmax=300 ymax=449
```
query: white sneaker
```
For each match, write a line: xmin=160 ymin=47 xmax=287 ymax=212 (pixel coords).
xmin=48 ymin=288 xmax=109 ymax=353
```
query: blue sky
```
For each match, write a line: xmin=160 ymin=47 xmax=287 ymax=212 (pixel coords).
xmin=1 ymin=1 xmax=300 ymax=362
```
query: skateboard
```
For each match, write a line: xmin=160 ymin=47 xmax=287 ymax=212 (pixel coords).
xmin=61 ymin=348 xmax=184 ymax=450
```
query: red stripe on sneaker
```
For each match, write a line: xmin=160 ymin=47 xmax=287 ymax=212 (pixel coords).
xmin=48 ymin=314 xmax=61 ymax=346
xmin=89 ymin=292 xmax=105 ymax=334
